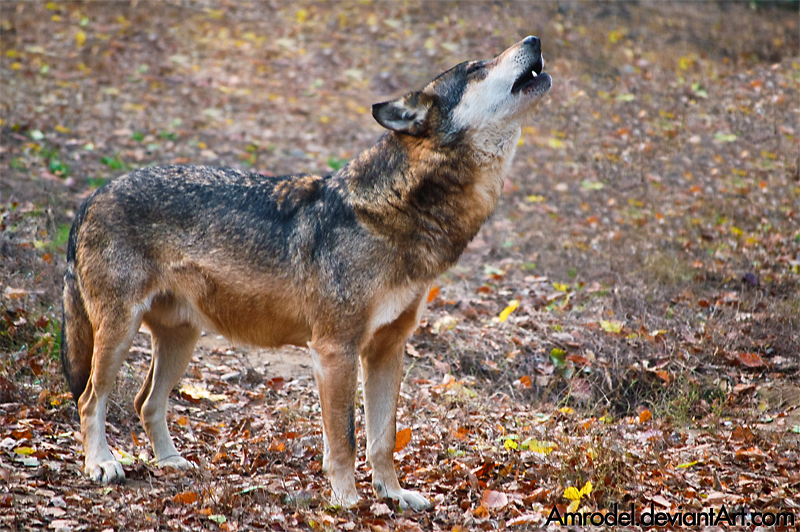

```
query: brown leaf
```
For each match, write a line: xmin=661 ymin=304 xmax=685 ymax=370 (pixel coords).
xmin=453 ymin=426 xmax=469 ymax=440
xmin=10 ymin=428 xmax=32 ymax=440
xmin=732 ymin=383 xmax=756 ymax=395
xmin=735 ymin=447 xmax=766 ymax=462
xmin=370 ymin=502 xmax=392 ymax=516
xmin=473 ymin=505 xmax=489 ymax=518
xmin=731 ymin=426 xmax=753 ymax=442
xmin=265 ymin=377 xmax=285 ymax=391
xmin=173 ymin=491 xmax=199 ymax=504
xmin=480 ymin=489 xmax=508 ymax=510
xmin=268 ymin=438 xmax=285 ymax=452
xmin=394 ymin=518 xmax=423 ymax=532
xmin=735 ymin=352 xmax=765 ymax=368
xmin=506 ymin=513 xmax=542 ymax=527
xmin=426 ymin=286 xmax=440 ymax=302
xmin=394 ymin=428 xmax=411 ymax=452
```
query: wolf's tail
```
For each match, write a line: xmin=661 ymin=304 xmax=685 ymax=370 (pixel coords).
xmin=61 ymin=209 xmax=94 ymax=406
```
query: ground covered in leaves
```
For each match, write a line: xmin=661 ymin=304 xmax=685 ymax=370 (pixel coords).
xmin=1 ymin=1 xmax=799 ymax=530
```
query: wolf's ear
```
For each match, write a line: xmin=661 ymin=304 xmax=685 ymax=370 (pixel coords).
xmin=372 ymin=92 xmax=433 ymax=136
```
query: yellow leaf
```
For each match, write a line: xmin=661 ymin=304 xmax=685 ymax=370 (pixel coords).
xmin=424 ymin=37 xmax=435 ymax=50
xmin=559 ymin=407 xmax=574 ymax=415
xmin=51 ymin=15 xmax=61 ymax=22
xmin=504 ymin=438 xmax=518 ymax=450
xmin=600 ymin=320 xmax=623 ymax=333
xmin=678 ymin=55 xmax=694 ymax=71
xmin=295 ymin=8 xmax=309 ymax=23
xmin=546 ymin=137 xmax=564 ymax=149
xmin=113 ymin=448 xmax=136 ymax=465
xmin=564 ymin=486 xmax=581 ymax=501
xmin=55 ymin=125 xmax=71 ymax=134
xmin=179 ymin=383 xmax=226 ymax=402
xmin=677 ymin=460 xmax=699 ymax=469
xmin=208 ymin=515 xmax=226 ymax=525
xmin=607 ymin=29 xmax=626 ymax=44
xmin=498 ymin=300 xmax=519 ymax=322
xmin=319 ymin=115 xmax=330 ymax=124
xmin=366 ymin=13 xmax=378 ymax=26
xmin=579 ymin=481 xmax=593 ymax=497
xmin=731 ymin=226 xmax=743 ymax=236
xmin=75 ymin=30 xmax=86 ymax=47
xmin=521 ymin=438 xmax=557 ymax=455
xmin=526 ymin=195 xmax=545 ymax=203
xmin=14 ymin=447 xmax=35 ymax=455
xmin=11 ymin=62 xmax=21 ymax=70
xmin=553 ymin=283 xmax=569 ymax=292
xmin=432 ymin=315 xmax=458 ymax=334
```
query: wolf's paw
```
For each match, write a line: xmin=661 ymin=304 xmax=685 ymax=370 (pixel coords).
xmin=156 ymin=455 xmax=195 ymax=470
xmin=86 ymin=459 xmax=126 ymax=483
xmin=386 ymin=488 xmax=431 ymax=511
xmin=330 ymin=484 xmax=360 ymax=509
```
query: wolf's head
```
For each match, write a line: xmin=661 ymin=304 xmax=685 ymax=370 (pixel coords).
xmin=372 ymin=36 xmax=552 ymax=150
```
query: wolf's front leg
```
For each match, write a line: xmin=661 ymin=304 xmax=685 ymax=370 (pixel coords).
xmin=360 ymin=310 xmax=431 ymax=511
xmin=309 ymin=340 xmax=360 ymax=508
xmin=80 ymin=314 xmax=142 ymax=483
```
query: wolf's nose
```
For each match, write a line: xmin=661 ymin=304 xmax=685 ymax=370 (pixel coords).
xmin=522 ymin=36 xmax=540 ymax=50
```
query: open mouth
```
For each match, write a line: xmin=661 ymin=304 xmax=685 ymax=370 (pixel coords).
xmin=511 ymin=55 xmax=548 ymax=94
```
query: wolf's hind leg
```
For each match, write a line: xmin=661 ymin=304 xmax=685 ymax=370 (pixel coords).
xmin=361 ymin=300 xmax=431 ymax=511
xmin=135 ymin=320 xmax=200 ymax=469
xmin=80 ymin=311 xmax=142 ymax=483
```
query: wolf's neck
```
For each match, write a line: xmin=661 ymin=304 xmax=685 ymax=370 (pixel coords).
xmin=342 ymin=131 xmax=515 ymax=277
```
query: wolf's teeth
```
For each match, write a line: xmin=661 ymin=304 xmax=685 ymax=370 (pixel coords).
xmin=531 ymin=71 xmax=537 ymax=77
